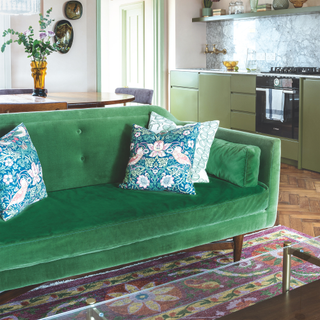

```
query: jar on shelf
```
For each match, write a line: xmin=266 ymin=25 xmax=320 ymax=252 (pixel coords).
xmin=228 ymin=2 xmax=236 ymax=14
xmin=234 ymin=0 xmax=244 ymax=14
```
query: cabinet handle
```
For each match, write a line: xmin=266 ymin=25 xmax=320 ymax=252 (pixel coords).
xmin=282 ymin=90 xmax=296 ymax=94
xmin=256 ymin=88 xmax=296 ymax=94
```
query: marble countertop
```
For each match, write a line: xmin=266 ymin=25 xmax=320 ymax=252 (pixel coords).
xmin=175 ymin=68 xmax=320 ymax=79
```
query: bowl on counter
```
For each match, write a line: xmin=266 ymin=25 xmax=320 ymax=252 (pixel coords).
xmin=223 ymin=61 xmax=239 ymax=71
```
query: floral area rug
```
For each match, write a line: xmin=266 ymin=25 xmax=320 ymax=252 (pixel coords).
xmin=1 ymin=226 xmax=320 ymax=320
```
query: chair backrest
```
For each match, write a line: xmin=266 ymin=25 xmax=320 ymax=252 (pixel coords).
xmin=0 ymin=89 xmax=34 ymax=95
xmin=0 ymin=89 xmax=48 ymax=95
xmin=115 ymin=87 xmax=154 ymax=105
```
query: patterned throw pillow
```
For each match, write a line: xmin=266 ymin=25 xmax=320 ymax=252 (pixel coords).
xmin=0 ymin=123 xmax=47 ymax=221
xmin=148 ymin=112 xmax=219 ymax=183
xmin=119 ymin=123 xmax=201 ymax=195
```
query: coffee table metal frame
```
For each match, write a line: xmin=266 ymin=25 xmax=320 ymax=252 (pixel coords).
xmin=282 ymin=238 xmax=320 ymax=293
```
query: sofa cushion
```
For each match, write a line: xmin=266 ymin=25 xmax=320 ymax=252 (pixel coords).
xmin=0 ymin=123 xmax=47 ymax=221
xmin=0 ymin=177 xmax=268 ymax=272
xmin=119 ymin=123 xmax=200 ymax=195
xmin=206 ymin=138 xmax=261 ymax=187
xmin=148 ymin=112 xmax=219 ymax=183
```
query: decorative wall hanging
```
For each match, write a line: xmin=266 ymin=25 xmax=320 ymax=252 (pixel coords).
xmin=54 ymin=20 xmax=73 ymax=54
xmin=65 ymin=1 xmax=83 ymax=20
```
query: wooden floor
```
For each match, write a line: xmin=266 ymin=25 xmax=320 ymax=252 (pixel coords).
xmin=276 ymin=163 xmax=320 ymax=237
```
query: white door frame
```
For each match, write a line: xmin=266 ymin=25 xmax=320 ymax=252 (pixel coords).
xmin=120 ymin=2 xmax=145 ymax=88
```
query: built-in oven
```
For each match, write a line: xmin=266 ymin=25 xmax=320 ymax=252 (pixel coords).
xmin=256 ymin=76 xmax=299 ymax=140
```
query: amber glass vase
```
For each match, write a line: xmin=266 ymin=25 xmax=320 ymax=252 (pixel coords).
xmin=31 ymin=61 xmax=47 ymax=97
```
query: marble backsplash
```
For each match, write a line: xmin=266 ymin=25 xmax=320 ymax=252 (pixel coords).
xmin=206 ymin=13 xmax=320 ymax=71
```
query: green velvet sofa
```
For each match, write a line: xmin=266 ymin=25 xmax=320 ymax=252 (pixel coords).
xmin=0 ymin=106 xmax=281 ymax=297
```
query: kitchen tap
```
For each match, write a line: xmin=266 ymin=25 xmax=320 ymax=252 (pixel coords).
xmin=205 ymin=44 xmax=227 ymax=55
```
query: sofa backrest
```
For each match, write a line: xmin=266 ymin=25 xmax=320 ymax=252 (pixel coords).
xmin=0 ymin=106 xmax=280 ymax=226
xmin=0 ymin=106 xmax=176 ymax=192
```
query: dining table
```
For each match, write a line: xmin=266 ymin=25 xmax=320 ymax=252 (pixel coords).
xmin=0 ymin=92 xmax=136 ymax=113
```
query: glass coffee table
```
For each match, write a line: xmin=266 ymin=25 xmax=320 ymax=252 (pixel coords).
xmin=42 ymin=235 xmax=320 ymax=320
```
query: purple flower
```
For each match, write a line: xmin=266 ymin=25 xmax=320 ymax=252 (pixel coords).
xmin=47 ymin=31 xmax=55 ymax=37
xmin=23 ymin=30 xmax=31 ymax=36
xmin=39 ymin=32 xmax=47 ymax=40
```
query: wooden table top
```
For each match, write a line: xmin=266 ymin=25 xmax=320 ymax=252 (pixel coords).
xmin=47 ymin=92 xmax=135 ymax=108
xmin=219 ymin=278 xmax=320 ymax=320
xmin=0 ymin=92 xmax=135 ymax=113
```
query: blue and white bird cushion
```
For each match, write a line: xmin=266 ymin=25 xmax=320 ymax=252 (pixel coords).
xmin=119 ymin=123 xmax=201 ymax=195
xmin=0 ymin=123 xmax=47 ymax=221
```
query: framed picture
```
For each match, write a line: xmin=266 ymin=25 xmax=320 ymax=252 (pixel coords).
xmin=64 ymin=1 xmax=83 ymax=20
xmin=54 ymin=20 xmax=73 ymax=54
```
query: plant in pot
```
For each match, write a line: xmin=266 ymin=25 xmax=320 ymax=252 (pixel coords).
xmin=1 ymin=8 xmax=61 ymax=97
xmin=203 ymin=0 xmax=213 ymax=16
xmin=203 ymin=0 xmax=220 ymax=17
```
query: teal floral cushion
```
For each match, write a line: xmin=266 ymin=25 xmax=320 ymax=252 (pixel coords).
xmin=0 ymin=123 xmax=47 ymax=221
xmin=119 ymin=123 xmax=201 ymax=195
xmin=148 ymin=112 xmax=219 ymax=183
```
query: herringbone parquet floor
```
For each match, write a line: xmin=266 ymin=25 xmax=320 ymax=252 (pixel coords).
xmin=276 ymin=163 xmax=320 ymax=237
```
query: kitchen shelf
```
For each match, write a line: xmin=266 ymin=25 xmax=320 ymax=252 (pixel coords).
xmin=192 ymin=6 xmax=320 ymax=22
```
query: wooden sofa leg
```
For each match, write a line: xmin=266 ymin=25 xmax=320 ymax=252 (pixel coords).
xmin=233 ymin=234 xmax=244 ymax=262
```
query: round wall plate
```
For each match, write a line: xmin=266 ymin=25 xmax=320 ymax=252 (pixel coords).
xmin=54 ymin=20 xmax=73 ymax=54
xmin=65 ymin=1 xmax=83 ymax=20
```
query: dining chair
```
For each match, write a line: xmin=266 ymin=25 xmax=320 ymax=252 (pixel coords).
xmin=115 ymin=87 xmax=154 ymax=105
xmin=0 ymin=89 xmax=34 ymax=95
xmin=0 ymin=89 xmax=48 ymax=95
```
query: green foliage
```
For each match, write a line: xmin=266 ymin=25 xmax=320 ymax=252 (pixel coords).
xmin=204 ymin=0 xmax=213 ymax=8
xmin=1 ymin=8 xmax=60 ymax=62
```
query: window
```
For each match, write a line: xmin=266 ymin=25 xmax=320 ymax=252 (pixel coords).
xmin=0 ymin=14 xmax=11 ymax=88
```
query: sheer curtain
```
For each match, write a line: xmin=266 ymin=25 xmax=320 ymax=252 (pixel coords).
xmin=0 ymin=14 xmax=11 ymax=89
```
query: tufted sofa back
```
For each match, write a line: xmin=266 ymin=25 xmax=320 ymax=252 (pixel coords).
xmin=0 ymin=106 xmax=175 ymax=192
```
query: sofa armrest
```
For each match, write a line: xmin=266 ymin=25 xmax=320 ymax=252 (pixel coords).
xmin=214 ymin=127 xmax=281 ymax=227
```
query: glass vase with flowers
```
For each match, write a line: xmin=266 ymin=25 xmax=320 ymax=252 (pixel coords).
xmin=1 ymin=8 xmax=60 ymax=97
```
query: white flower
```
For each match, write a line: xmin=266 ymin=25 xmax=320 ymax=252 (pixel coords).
xmin=23 ymin=30 xmax=31 ymax=36
xmin=3 ymin=174 xmax=13 ymax=185
xmin=137 ymin=175 xmax=150 ymax=189
xmin=160 ymin=175 xmax=174 ymax=188
xmin=5 ymin=159 xmax=13 ymax=167
xmin=183 ymin=130 xmax=190 ymax=135
xmin=188 ymin=140 xmax=194 ymax=148
xmin=130 ymin=143 xmax=134 ymax=150
xmin=135 ymin=132 xmax=141 ymax=137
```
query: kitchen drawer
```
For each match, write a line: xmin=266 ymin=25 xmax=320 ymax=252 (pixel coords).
xmin=171 ymin=71 xmax=199 ymax=89
xmin=231 ymin=93 xmax=256 ymax=113
xmin=231 ymin=111 xmax=256 ymax=133
xmin=231 ymin=75 xmax=256 ymax=94
xmin=281 ymin=138 xmax=299 ymax=161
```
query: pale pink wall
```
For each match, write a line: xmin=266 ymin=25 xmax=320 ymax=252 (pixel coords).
xmin=10 ymin=0 xmax=96 ymax=92
xmin=169 ymin=0 xmax=206 ymax=70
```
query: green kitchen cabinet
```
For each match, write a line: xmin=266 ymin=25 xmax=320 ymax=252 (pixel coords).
xmin=301 ymin=79 xmax=320 ymax=172
xmin=170 ymin=71 xmax=199 ymax=122
xmin=199 ymin=73 xmax=231 ymax=127
xmin=170 ymin=87 xmax=198 ymax=122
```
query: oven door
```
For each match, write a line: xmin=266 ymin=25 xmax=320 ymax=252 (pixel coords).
xmin=256 ymin=88 xmax=299 ymax=140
